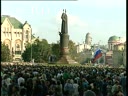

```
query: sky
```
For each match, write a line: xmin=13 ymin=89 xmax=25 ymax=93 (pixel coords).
xmin=1 ymin=0 xmax=126 ymax=45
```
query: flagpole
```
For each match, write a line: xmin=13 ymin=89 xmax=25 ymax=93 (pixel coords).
xmin=98 ymin=40 xmax=100 ymax=64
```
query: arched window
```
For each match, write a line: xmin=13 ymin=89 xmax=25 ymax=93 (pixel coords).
xmin=15 ymin=44 xmax=21 ymax=55
xmin=6 ymin=44 xmax=9 ymax=48
xmin=16 ymin=44 xmax=20 ymax=48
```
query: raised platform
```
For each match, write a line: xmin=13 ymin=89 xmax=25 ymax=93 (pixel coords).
xmin=57 ymin=55 xmax=78 ymax=64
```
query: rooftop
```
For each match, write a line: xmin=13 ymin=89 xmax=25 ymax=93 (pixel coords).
xmin=1 ymin=15 xmax=23 ymax=29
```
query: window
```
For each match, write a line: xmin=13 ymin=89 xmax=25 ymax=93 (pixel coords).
xmin=15 ymin=44 xmax=21 ymax=54
xmin=26 ymin=30 xmax=29 ymax=39
xmin=16 ymin=44 xmax=20 ymax=48
xmin=16 ymin=32 xmax=17 ymax=37
xmin=7 ymin=32 xmax=9 ymax=37
xmin=7 ymin=28 xmax=9 ymax=32
xmin=4 ymin=32 xmax=6 ymax=36
xmin=15 ymin=51 xmax=21 ymax=54
xmin=26 ymin=35 xmax=28 ymax=39
xmin=6 ymin=44 xmax=9 ymax=48
xmin=9 ymin=32 xmax=11 ymax=37
xmin=4 ymin=27 xmax=6 ymax=32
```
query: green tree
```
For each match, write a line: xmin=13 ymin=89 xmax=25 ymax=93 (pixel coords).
xmin=50 ymin=40 xmax=77 ymax=61
xmin=51 ymin=42 xmax=60 ymax=60
xmin=22 ymin=43 xmax=31 ymax=62
xmin=1 ymin=43 xmax=12 ymax=62
xmin=99 ymin=57 xmax=104 ymax=63
xmin=22 ymin=38 xmax=51 ymax=63
xmin=68 ymin=40 xmax=77 ymax=59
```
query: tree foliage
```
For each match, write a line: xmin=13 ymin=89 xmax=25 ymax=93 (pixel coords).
xmin=1 ymin=43 xmax=12 ymax=62
xmin=22 ymin=38 xmax=78 ymax=63
xmin=22 ymin=38 xmax=51 ymax=63
xmin=68 ymin=40 xmax=77 ymax=59
xmin=99 ymin=57 xmax=104 ymax=63
xmin=50 ymin=40 xmax=77 ymax=61
xmin=51 ymin=42 xmax=60 ymax=60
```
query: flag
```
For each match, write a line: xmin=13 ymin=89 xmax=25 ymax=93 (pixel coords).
xmin=93 ymin=49 xmax=102 ymax=62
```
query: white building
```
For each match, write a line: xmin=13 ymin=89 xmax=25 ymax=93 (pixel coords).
xmin=76 ymin=43 xmax=91 ymax=53
xmin=1 ymin=15 xmax=32 ymax=61
xmin=76 ymin=32 xmax=92 ymax=53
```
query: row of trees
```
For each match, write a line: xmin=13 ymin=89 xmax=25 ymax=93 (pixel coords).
xmin=22 ymin=38 xmax=77 ymax=63
xmin=1 ymin=36 xmax=104 ymax=63
xmin=1 ymin=38 xmax=77 ymax=63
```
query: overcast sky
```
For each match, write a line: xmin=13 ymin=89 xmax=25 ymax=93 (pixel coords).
xmin=1 ymin=0 xmax=126 ymax=45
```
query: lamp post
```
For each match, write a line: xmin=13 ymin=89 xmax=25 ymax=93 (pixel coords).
xmin=31 ymin=32 xmax=33 ymax=63
xmin=31 ymin=33 xmax=35 ymax=63
xmin=31 ymin=40 xmax=32 ymax=62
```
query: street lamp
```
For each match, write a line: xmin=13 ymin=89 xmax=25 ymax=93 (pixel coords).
xmin=31 ymin=33 xmax=35 ymax=63
xmin=31 ymin=40 xmax=32 ymax=62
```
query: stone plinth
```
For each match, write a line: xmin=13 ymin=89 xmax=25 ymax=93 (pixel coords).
xmin=57 ymin=55 xmax=78 ymax=64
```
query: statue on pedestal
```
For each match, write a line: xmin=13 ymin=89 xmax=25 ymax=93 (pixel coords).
xmin=57 ymin=9 xmax=78 ymax=64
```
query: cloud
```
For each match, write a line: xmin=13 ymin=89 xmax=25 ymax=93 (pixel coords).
xmin=55 ymin=11 xmax=88 ymax=29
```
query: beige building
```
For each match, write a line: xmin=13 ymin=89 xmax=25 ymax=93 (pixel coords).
xmin=105 ymin=51 xmax=113 ymax=65
xmin=108 ymin=36 xmax=126 ymax=50
xmin=1 ymin=15 xmax=32 ymax=61
xmin=76 ymin=43 xmax=91 ymax=53
xmin=113 ymin=43 xmax=124 ymax=67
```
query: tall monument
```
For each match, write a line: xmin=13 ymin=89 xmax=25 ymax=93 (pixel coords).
xmin=57 ymin=9 xmax=78 ymax=64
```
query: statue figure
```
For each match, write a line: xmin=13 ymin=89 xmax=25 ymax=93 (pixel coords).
xmin=61 ymin=9 xmax=68 ymax=34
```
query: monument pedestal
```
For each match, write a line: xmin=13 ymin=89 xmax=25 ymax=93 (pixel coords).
xmin=57 ymin=55 xmax=78 ymax=64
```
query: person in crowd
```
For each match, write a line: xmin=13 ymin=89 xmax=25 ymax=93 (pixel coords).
xmin=83 ymin=85 xmax=96 ymax=96
xmin=1 ymin=64 xmax=126 ymax=96
xmin=72 ymin=79 xmax=79 ymax=96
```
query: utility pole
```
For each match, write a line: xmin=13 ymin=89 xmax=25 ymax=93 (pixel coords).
xmin=31 ymin=31 xmax=33 ymax=63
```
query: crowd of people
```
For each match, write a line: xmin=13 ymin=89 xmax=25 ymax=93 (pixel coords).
xmin=1 ymin=63 xmax=126 ymax=96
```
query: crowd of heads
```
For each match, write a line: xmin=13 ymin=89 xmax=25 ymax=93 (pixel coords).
xmin=1 ymin=63 xmax=126 ymax=96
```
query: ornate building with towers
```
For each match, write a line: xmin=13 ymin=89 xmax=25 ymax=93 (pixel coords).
xmin=106 ymin=35 xmax=126 ymax=67
xmin=1 ymin=15 xmax=32 ymax=61
xmin=108 ymin=35 xmax=125 ymax=51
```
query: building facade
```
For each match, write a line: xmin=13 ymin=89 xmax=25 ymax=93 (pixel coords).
xmin=108 ymin=36 xmax=126 ymax=50
xmin=76 ymin=32 xmax=92 ymax=53
xmin=113 ymin=43 xmax=124 ymax=67
xmin=105 ymin=51 xmax=113 ymax=65
xmin=105 ymin=35 xmax=126 ymax=67
xmin=1 ymin=15 xmax=32 ymax=61
xmin=76 ymin=43 xmax=91 ymax=53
